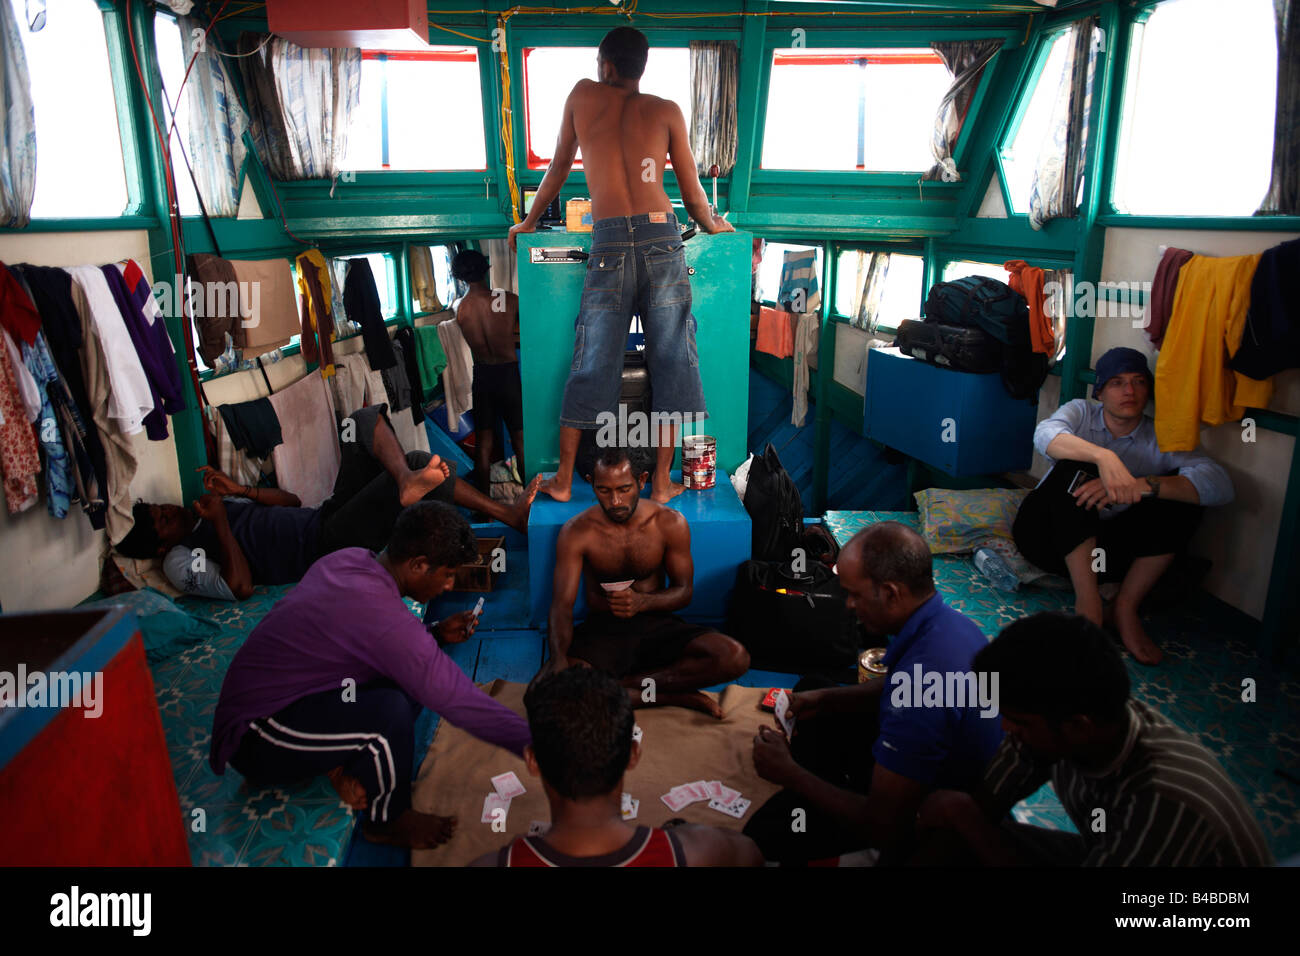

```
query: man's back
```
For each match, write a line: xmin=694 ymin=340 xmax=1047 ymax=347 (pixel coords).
xmin=455 ymin=287 xmax=518 ymax=365
xmin=567 ymin=79 xmax=682 ymax=221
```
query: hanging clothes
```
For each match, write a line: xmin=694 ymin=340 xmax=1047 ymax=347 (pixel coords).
xmin=295 ymin=249 xmax=337 ymax=376
xmin=409 ymin=245 xmax=442 ymax=313
xmin=66 ymin=266 xmax=153 ymax=435
xmin=382 ymin=339 xmax=413 ymax=414
xmin=11 ymin=263 xmax=109 ymax=524
xmin=188 ymin=252 xmax=244 ymax=364
xmin=2 ymin=327 xmax=39 ymax=421
xmin=71 ymin=279 xmax=139 ymax=544
xmin=217 ymin=398 xmax=283 ymax=459
xmin=791 ymin=312 xmax=820 ymax=427
xmin=1155 ymin=253 xmax=1269 ymax=452
xmin=267 ymin=371 xmax=340 ymax=509
xmin=755 ymin=306 xmax=794 ymax=358
xmin=1230 ymin=236 xmax=1300 ymax=380
xmin=20 ymin=333 xmax=73 ymax=518
xmin=435 ymin=319 xmax=474 ymax=424
xmin=393 ymin=326 xmax=426 ymax=425
xmin=1146 ymin=247 xmax=1194 ymax=348
xmin=329 ymin=351 xmax=368 ymax=419
xmin=412 ymin=324 xmax=448 ymax=403
xmin=0 ymin=328 xmax=40 ymax=513
xmin=209 ymin=403 xmax=265 ymax=492
xmin=1004 ymin=260 xmax=1053 ymax=355
xmin=229 ymin=257 xmax=300 ymax=354
xmin=344 ymin=258 xmax=396 ymax=371
xmin=777 ymin=249 xmax=821 ymax=313
xmin=100 ymin=263 xmax=185 ymax=441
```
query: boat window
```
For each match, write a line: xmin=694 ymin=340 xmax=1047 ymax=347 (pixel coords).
xmin=834 ymin=251 xmax=925 ymax=332
xmin=1112 ymin=0 xmax=1277 ymax=217
xmin=153 ymin=12 xmax=201 ymax=217
xmin=523 ymin=46 xmax=692 ymax=168
xmin=757 ymin=242 xmax=822 ymax=306
xmin=13 ymin=0 xmax=129 ymax=218
xmin=760 ymin=48 xmax=950 ymax=172
xmin=341 ymin=49 xmax=487 ymax=171
xmin=943 ymin=259 xmax=1009 ymax=283
xmin=413 ymin=245 xmax=457 ymax=312
xmin=1000 ymin=30 xmax=1072 ymax=215
xmin=338 ymin=253 xmax=398 ymax=318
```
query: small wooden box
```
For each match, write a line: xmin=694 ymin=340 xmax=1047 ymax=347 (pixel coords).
xmin=453 ymin=536 xmax=505 ymax=592
xmin=565 ymin=199 xmax=593 ymax=232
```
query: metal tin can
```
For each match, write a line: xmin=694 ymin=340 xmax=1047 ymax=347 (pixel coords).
xmin=858 ymin=648 xmax=888 ymax=683
xmin=682 ymin=435 xmax=716 ymax=490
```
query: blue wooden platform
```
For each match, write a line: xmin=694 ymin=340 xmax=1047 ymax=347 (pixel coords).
xmin=526 ymin=468 xmax=751 ymax=627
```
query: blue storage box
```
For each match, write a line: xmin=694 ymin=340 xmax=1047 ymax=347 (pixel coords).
xmin=863 ymin=347 xmax=1037 ymax=476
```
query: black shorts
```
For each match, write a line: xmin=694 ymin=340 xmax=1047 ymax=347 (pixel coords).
xmin=567 ymin=612 xmax=711 ymax=679
xmin=472 ymin=362 xmax=523 ymax=434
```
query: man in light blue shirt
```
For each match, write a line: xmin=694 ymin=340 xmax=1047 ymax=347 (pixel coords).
xmin=1012 ymin=348 xmax=1233 ymax=665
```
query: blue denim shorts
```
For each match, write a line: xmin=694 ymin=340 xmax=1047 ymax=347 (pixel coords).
xmin=559 ymin=214 xmax=709 ymax=429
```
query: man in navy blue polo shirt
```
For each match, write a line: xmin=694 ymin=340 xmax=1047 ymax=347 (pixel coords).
xmin=746 ymin=522 xmax=1003 ymax=864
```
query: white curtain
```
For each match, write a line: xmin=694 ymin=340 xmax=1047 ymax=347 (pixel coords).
xmin=237 ymin=33 xmax=360 ymax=181
xmin=846 ymin=250 xmax=892 ymax=331
xmin=1028 ymin=19 xmax=1100 ymax=231
xmin=178 ymin=16 xmax=248 ymax=217
xmin=0 ymin=0 xmax=36 ymax=227
xmin=689 ymin=40 xmax=739 ymax=177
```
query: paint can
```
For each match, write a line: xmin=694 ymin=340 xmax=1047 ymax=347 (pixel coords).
xmin=682 ymin=435 xmax=716 ymax=490
xmin=858 ymin=648 xmax=887 ymax=683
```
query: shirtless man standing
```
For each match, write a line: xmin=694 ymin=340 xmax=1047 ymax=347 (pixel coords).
xmin=507 ymin=26 xmax=734 ymax=504
xmin=451 ymin=249 xmax=527 ymax=491
xmin=544 ymin=446 xmax=750 ymax=717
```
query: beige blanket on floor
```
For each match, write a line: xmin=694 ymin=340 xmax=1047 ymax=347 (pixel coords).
xmin=411 ymin=681 xmax=782 ymax=867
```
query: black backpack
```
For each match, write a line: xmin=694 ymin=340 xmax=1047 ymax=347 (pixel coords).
xmin=726 ymin=559 xmax=863 ymax=679
xmin=923 ymin=276 xmax=1047 ymax=400
xmin=743 ymin=443 xmax=804 ymax=562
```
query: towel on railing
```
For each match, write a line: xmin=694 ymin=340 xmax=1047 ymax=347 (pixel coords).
xmin=756 ymin=306 xmax=794 ymax=358
xmin=268 ymin=372 xmax=340 ymax=508
xmin=435 ymin=320 xmax=473 ymax=424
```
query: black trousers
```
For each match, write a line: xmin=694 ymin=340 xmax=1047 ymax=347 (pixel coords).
xmin=315 ymin=403 xmax=458 ymax=555
xmin=230 ymin=679 xmax=421 ymax=824
xmin=743 ymin=676 xmax=879 ymax=864
xmin=1012 ymin=459 xmax=1202 ymax=582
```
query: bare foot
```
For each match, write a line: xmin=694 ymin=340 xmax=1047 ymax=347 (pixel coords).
xmin=631 ymin=688 xmax=724 ymax=719
xmin=327 ymin=766 xmax=368 ymax=811
xmin=1115 ymin=604 xmax=1163 ymax=665
xmin=399 ymin=455 xmax=449 ymax=506
xmin=539 ymin=472 xmax=571 ymax=502
xmin=362 ymin=809 xmax=459 ymax=849
xmin=505 ymin=475 xmax=543 ymax=532
xmin=651 ymin=477 xmax=686 ymax=503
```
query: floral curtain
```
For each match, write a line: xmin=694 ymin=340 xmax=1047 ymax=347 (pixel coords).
xmin=0 ymin=0 xmax=36 ymax=227
xmin=177 ymin=16 xmax=248 ymax=217
xmin=688 ymin=40 xmax=739 ymax=177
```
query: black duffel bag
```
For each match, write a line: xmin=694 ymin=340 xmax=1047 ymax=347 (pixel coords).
xmin=894 ymin=318 xmax=1003 ymax=374
xmin=725 ymin=559 xmax=864 ymax=680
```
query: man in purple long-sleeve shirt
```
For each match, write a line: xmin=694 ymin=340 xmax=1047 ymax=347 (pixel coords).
xmin=210 ymin=500 xmax=531 ymax=849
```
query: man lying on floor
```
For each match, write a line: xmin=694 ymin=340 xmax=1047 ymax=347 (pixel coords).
xmin=472 ymin=667 xmax=763 ymax=866
xmin=542 ymin=446 xmax=750 ymax=717
xmin=114 ymin=403 xmax=540 ymax=600
xmin=745 ymin=523 xmax=1004 ymax=865
xmin=912 ymin=612 xmax=1272 ymax=866
xmin=209 ymin=501 xmax=531 ymax=849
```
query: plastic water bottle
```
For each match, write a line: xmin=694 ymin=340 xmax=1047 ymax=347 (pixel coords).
xmin=973 ymin=547 xmax=1020 ymax=592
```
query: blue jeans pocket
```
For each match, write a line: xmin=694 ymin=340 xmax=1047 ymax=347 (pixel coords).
xmin=580 ymin=252 xmax=625 ymax=313
xmin=644 ymin=245 xmax=691 ymax=306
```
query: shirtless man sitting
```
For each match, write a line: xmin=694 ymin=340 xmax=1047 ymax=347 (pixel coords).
xmin=543 ymin=446 xmax=750 ymax=717
xmin=508 ymin=26 xmax=734 ymax=504
xmin=451 ymin=249 xmax=526 ymax=491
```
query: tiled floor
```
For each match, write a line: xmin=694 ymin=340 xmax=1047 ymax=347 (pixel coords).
xmin=147 ymin=514 xmax=1299 ymax=865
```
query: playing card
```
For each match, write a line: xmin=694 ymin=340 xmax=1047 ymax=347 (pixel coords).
xmin=527 ymin=820 xmax=550 ymax=837
xmin=481 ymin=792 xmax=511 ymax=823
xmin=631 ymin=724 xmax=643 ymax=744
xmin=661 ymin=788 xmax=694 ymax=812
xmin=704 ymin=780 xmax=724 ymax=801
xmin=687 ymin=780 xmax=710 ymax=801
xmin=491 ymin=771 xmax=526 ymax=800
xmin=708 ymin=796 xmax=752 ymax=820
xmin=774 ymin=689 xmax=796 ymax=738
xmin=718 ymin=784 xmax=740 ymax=805
xmin=600 ymin=580 xmax=635 ymax=592
xmin=621 ymin=797 xmax=639 ymax=821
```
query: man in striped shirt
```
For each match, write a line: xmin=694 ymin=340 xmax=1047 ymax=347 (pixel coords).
xmin=914 ymin=612 xmax=1272 ymax=866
